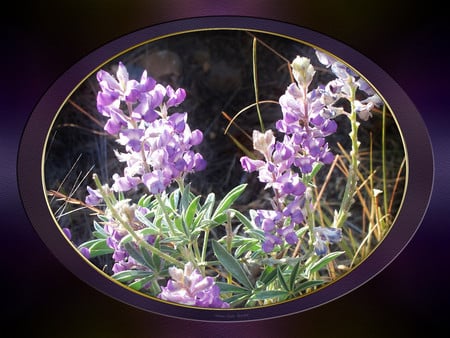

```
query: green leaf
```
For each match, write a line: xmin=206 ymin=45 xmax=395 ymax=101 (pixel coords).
xmin=294 ymin=280 xmax=324 ymax=294
xmin=192 ymin=208 xmax=209 ymax=232
xmin=235 ymin=240 xmax=260 ymax=259
xmin=310 ymin=162 xmax=324 ymax=178
xmin=138 ymin=194 xmax=153 ymax=208
xmin=212 ymin=184 xmax=247 ymax=220
xmin=258 ymin=266 xmax=277 ymax=285
xmin=276 ymin=266 xmax=289 ymax=291
xmin=128 ymin=274 xmax=155 ymax=291
xmin=224 ymin=293 xmax=250 ymax=307
xmin=123 ymin=242 xmax=151 ymax=268
xmin=201 ymin=192 xmax=215 ymax=219
xmin=229 ymin=209 xmax=254 ymax=230
xmin=91 ymin=221 xmax=109 ymax=239
xmin=180 ymin=183 xmax=194 ymax=210
xmin=212 ymin=213 xmax=227 ymax=225
xmin=216 ymin=281 xmax=250 ymax=293
xmin=306 ymin=251 xmax=344 ymax=275
xmin=86 ymin=239 xmax=113 ymax=258
xmin=134 ymin=210 xmax=160 ymax=233
xmin=245 ymin=228 xmax=266 ymax=242
xmin=168 ymin=189 xmax=180 ymax=211
xmin=183 ymin=195 xmax=201 ymax=231
xmin=112 ymin=270 xmax=152 ymax=283
xmin=212 ymin=240 xmax=253 ymax=290
xmin=289 ymin=261 xmax=301 ymax=291
xmin=249 ymin=290 xmax=289 ymax=301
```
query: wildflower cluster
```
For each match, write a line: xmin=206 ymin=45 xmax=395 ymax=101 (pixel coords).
xmin=95 ymin=62 xmax=205 ymax=195
xmin=82 ymin=63 xmax=227 ymax=308
xmin=67 ymin=48 xmax=381 ymax=309
xmin=239 ymin=53 xmax=381 ymax=255
xmin=241 ymin=56 xmax=339 ymax=253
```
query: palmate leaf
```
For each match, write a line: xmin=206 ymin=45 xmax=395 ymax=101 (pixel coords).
xmin=212 ymin=240 xmax=253 ymax=290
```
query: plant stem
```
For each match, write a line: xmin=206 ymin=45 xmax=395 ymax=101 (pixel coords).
xmin=381 ymin=104 xmax=389 ymax=218
xmin=334 ymin=86 xmax=360 ymax=229
xmin=93 ymin=174 xmax=183 ymax=268
xmin=155 ymin=194 xmax=177 ymax=237
xmin=252 ymin=37 xmax=265 ymax=132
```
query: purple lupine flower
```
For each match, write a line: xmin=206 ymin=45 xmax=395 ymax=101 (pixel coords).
xmin=103 ymin=209 xmax=155 ymax=274
xmin=165 ymin=85 xmax=186 ymax=108
xmin=315 ymin=49 xmax=382 ymax=120
xmin=85 ymin=186 xmax=103 ymax=206
xmin=90 ymin=62 xmax=206 ymax=199
xmin=313 ymin=227 xmax=343 ymax=256
xmin=241 ymin=56 xmax=343 ymax=253
xmin=158 ymin=262 xmax=229 ymax=308
xmin=111 ymin=172 xmax=140 ymax=192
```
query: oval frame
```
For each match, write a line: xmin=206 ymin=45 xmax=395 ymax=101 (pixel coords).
xmin=17 ymin=16 xmax=433 ymax=322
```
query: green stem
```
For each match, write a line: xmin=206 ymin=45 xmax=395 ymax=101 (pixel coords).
xmin=252 ymin=37 xmax=264 ymax=132
xmin=201 ymin=229 xmax=210 ymax=268
xmin=334 ymin=86 xmax=360 ymax=229
xmin=93 ymin=174 xmax=183 ymax=268
xmin=154 ymin=194 xmax=177 ymax=236
xmin=381 ymin=104 xmax=389 ymax=216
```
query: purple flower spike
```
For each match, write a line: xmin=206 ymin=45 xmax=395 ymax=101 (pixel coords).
xmin=91 ymin=62 xmax=206 ymax=201
xmin=158 ymin=262 xmax=229 ymax=308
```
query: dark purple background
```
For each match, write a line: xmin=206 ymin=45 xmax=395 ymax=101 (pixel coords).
xmin=3 ymin=1 xmax=448 ymax=337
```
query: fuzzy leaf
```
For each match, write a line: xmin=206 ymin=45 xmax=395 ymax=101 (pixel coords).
xmin=289 ymin=261 xmax=301 ymax=291
xmin=306 ymin=251 xmax=344 ymax=276
xmin=294 ymin=280 xmax=324 ymax=294
xmin=128 ymin=274 xmax=154 ymax=291
xmin=183 ymin=195 xmax=201 ymax=231
xmin=258 ymin=265 xmax=277 ymax=285
xmin=112 ymin=270 xmax=152 ymax=283
xmin=229 ymin=209 xmax=254 ymax=230
xmin=88 ymin=240 xmax=114 ymax=258
xmin=277 ymin=266 xmax=289 ymax=291
xmin=212 ymin=240 xmax=253 ymax=290
xmin=249 ymin=290 xmax=288 ymax=301
xmin=212 ymin=184 xmax=247 ymax=221
xmin=216 ymin=281 xmax=250 ymax=293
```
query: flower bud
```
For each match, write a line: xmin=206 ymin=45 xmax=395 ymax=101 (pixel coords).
xmin=291 ymin=56 xmax=315 ymax=88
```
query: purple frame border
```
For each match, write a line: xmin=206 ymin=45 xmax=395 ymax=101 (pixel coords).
xmin=17 ymin=16 xmax=434 ymax=322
